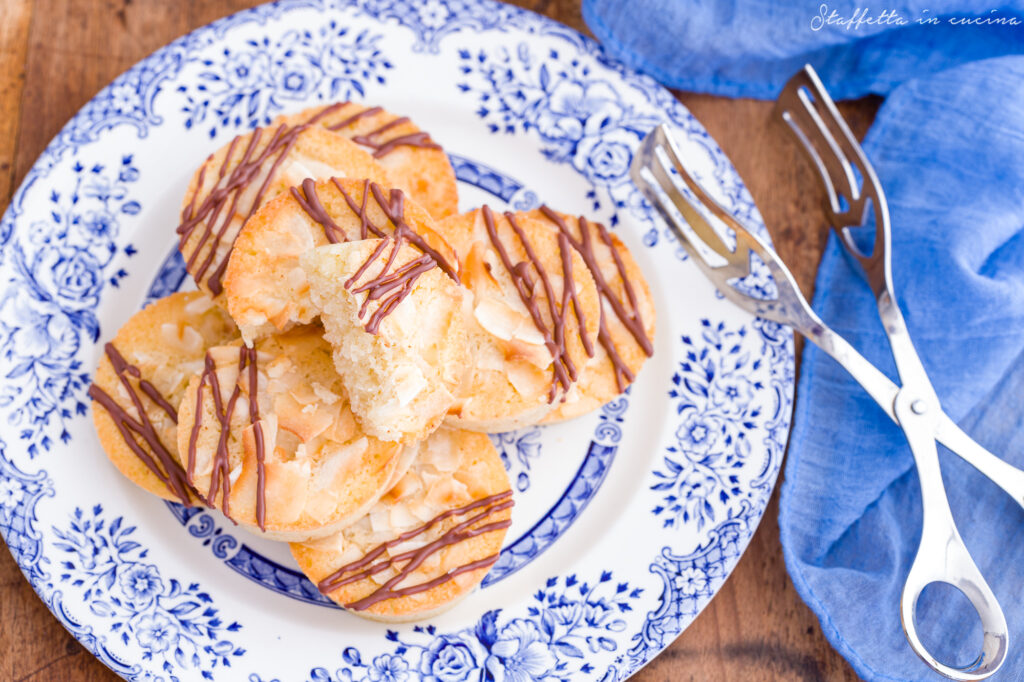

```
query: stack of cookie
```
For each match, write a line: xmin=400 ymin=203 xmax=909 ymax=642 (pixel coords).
xmin=88 ymin=101 xmax=655 ymax=622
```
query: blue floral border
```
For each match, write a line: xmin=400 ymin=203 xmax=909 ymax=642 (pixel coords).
xmin=447 ymin=152 xmax=539 ymax=210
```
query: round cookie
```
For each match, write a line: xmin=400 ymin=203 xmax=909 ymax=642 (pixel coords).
xmin=301 ymin=239 xmax=469 ymax=444
xmin=177 ymin=105 xmax=392 ymax=300
xmin=434 ymin=206 xmax=601 ymax=432
xmin=89 ymin=292 xmax=239 ymax=504
xmin=279 ymin=102 xmax=459 ymax=220
xmin=526 ymin=207 xmax=656 ymax=422
xmin=291 ymin=427 xmax=512 ymax=622
xmin=175 ymin=326 xmax=404 ymax=542
xmin=223 ymin=177 xmax=459 ymax=344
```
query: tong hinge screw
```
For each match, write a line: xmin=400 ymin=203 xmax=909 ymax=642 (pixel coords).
xmin=910 ymin=400 xmax=928 ymax=415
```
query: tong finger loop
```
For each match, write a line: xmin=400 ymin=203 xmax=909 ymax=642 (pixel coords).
xmin=900 ymin=531 xmax=1008 ymax=680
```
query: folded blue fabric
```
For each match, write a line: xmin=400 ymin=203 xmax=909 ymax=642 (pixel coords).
xmin=584 ymin=3 xmax=1024 ymax=679
xmin=583 ymin=0 xmax=1024 ymax=99
xmin=779 ymin=57 xmax=1024 ymax=680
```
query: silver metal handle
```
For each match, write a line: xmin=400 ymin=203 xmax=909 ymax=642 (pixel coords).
xmin=805 ymin=308 xmax=1009 ymax=679
xmin=936 ymin=415 xmax=1024 ymax=510
xmin=881 ymin=281 xmax=1008 ymax=679
xmin=895 ymin=391 xmax=1008 ymax=680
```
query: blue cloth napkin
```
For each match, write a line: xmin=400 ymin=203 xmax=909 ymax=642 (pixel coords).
xmin=583 ymin=0 xmax=1024 ymax=99
xmin=781 ymin=58 xmax=1024 ymax=680
xmin=582 ymin=2 xmax=1024 ymax=679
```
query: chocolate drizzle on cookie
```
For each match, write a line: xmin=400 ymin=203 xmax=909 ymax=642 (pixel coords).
xmin=327 ymin=105 xmax=383 ymax=132
xmin=187 ymin=346 xmax=268 ymax=530
xmin=296 ymin=178 xmax=459 ymax=334
xmin=480 ymin=206 xmax=592 ymax=402
xmin=326 ymin=105 xmax=441 ymax=159
xmin=366 ymin=182 xmax=458 ymax=281
xmin=335 ymin=177 xmax=380 ymax=241
xmin=348 ymin=244 xmax=437 ymax=334
xmin=538 ymin=207 xmax=653 ymax=391
xmin=290 ymin=178 xmax=346 ymax=244
xmin=88 ymin=344 xmax=192 ymax=505
xmin=317 ymin=490 xmax=513 ymax=610
xmin=177 ymin=103 xmax=345 ymax=296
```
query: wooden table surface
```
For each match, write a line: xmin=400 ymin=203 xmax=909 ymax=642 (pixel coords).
xmin=0 ymin=0 xmax=880 ymax=679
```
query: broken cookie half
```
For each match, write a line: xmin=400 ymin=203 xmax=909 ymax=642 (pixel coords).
xmin=301 ymin=238 xmax=469 ymax=444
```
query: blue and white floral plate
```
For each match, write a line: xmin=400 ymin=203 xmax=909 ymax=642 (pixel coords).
xmin=0 ymin=1 xmax=794 ymax=679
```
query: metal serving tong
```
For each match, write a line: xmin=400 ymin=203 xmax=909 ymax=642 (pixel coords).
xmin=630 ymin=65 xmax=1024 ymax=680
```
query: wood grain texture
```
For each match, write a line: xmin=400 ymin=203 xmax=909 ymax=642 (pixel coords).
xmin=0 ymin=1 xmax=878 ymax=679
xmin=0 ymin=0 xmax=33 ymax=206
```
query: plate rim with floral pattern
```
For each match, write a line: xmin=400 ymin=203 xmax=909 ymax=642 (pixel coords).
xmin=0 ymin=1 xmax=795 ymax=680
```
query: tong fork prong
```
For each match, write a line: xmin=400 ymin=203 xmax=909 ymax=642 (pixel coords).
xmin=777 ymin=68 xmax=863 ymax=221
xmin=637 ymin=126 xmax=743 ymax=272
xmin=631 ymin=124 xmax=828 ymax=334
xmin=774 ymin=65 xmax=893 ymax=297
